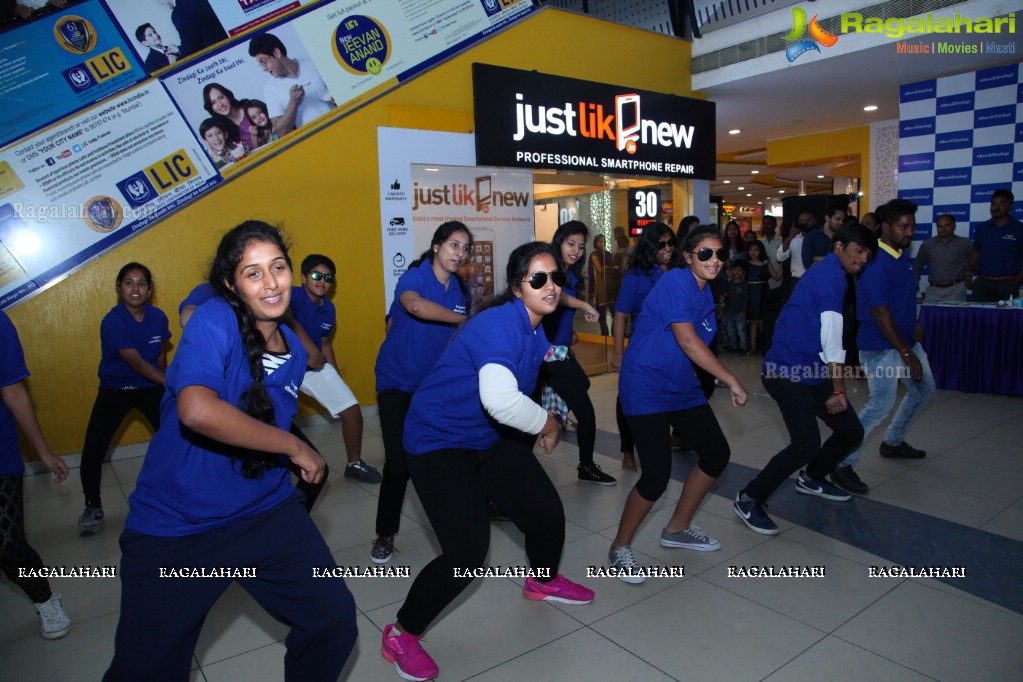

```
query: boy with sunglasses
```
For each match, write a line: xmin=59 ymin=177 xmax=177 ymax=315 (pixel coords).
xmin=292 ymin=255 xmax=381 ymax=483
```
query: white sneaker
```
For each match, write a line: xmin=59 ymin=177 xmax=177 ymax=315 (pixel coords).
xmin=35 ymin=592 xmax=71 ymax=639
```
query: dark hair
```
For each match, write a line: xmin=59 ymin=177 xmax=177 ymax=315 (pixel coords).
xmin=202 ymin=83 xmax=241 ymax=117
xmin=301 ymin=254 xmax=336 ymax=275
xmin=878 ymin=198 xmax=918 ymax=226
xmin=551 ymin=220 xmax=588 ymax=279
xmin=248 ymin=33 xmax=287 ymax=58
xmin=746 ymin=239 xmax=766 ymax=260
xmin=677 ymin=215 xmax=700 ymax=238
xmin=934 ymin=213 xmax=955 ymax=225
xmin=199 ymin=115 xmax=241 ymax=146
xmin=992 ymin=188 xmax=1014 ymax=203
xmin=730 ymin=259 xmax=748 ymax=273
xmin=135 ymin=23 xmax=154 ymax=43
xmin=117 ymin=262 xmax=152 ymax=286
xmin=410 ymin=221 xmax=473 ymax=314
xmin=825 ymin=205 xmax=847 ymax=219
xmin=832 ymin=223 xmax=879 ymax=254
xmin=593 ymin=234 xmax=606 ymax=249
xmin=629 ymin=221 xmax=674 ymax=272
xmin=208 ymin=221 xmax=292 ymax=478
xmin=479 ymin=242 xmax=557 ymax=312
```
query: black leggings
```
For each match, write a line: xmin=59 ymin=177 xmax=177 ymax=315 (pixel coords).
xmin=396 ymin=438 xmax=565 ymax=635
xmin=80 ymin=387 xmax=162 ymax=508
xmin=0 ymin=474 xmax=51 ymax=603
xmin=289 ymin=424 xmax=328 ymax=513
xmin=627 ymin=404 xmax=730 ymax=501
xmin=539 ymin=354 xmax=595 ymax=466
xmin=375 ymin=389 xmax=413 ymax=537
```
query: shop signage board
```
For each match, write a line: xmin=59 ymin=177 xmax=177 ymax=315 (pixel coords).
xmin=472 ymin=64 xmax=716 ymax=180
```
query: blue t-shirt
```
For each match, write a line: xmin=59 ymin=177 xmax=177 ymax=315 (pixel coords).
xmin=403 ymin=299 xmax=549 ymax=454
xmin=178 ymin=283 xmax=216 ymax=316
xmin=801 ymin=228 xmax=831 ymax=269
xmin=126 ymin=298 xmax=306 ymax=536
xmin=616 ymin=266 xmax=663 ymax=321
xmin=375 ymin=260 xmax=468 ymax=393
xmin=0 ymin=312 xmax=30 ymax=475
xmin=290 ymin=286 xmax=335 ymax=352
xmin=541 ymin=269 xmax=579 ymax=346
xmin=974 ymin=218 xmax=1023 ymax=277
xmin=97 ymin=304 xmax=171 ymax=390
xmin=619 ymin=268 xmax=716 ymax=415
xmin=765 ymin=253 xmax=847 ymax=386
xmin=857 ymin=244 xmax=917 ymax=351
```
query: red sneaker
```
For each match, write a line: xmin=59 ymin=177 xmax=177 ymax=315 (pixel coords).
xmin=522 ymin=574 xmax=594 ymax=605
xmin=381 ymin=623 xmax=439 ymax=681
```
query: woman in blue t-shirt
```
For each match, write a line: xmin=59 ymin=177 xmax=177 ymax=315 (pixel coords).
xmin=611 ymin=222 xmax=676 ymax=470
xmin=105 ymin=222 xmax=356 ymax=682
xmin=540 ymin=221 xmax=615 ymax=485
xmin=371 ymin=221 xmax=472 ymax=564
xmin=380 ymin=242 xmax=594 ymax=682
xmin=78 ymin=263 xmax=170 ymax=536
xmin=608 ymin=226 xmax=749 ymax=583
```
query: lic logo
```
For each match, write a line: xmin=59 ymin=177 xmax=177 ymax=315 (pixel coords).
xmin=115 ymin=172 xmax=156 ymax=209
xmin=63 ymin=66 xmax=94 ymax=90
xmin=784 ymin=7 xmax=838 ymax=62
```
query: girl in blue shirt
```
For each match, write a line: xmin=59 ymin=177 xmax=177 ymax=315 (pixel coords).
xmin=609 ymin=227 xmax=748 ymax=583
xmin=105 ymin=222 xmax=356 ymax=682
xmin=372 ymin=221 xmax=472 ymax=564
xmin=381 ymin=242 xmax=593 ymax=682
xmin=540 ymin=221 xmax=615 ymax=485
xmin=611 ymin=222 xmax=676 ymax=470
xmin=78 ymin=263 xmax=170 ymax=536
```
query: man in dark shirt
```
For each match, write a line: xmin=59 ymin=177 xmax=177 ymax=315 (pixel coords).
xmin=968 ymin=189 xmax=1023 ymax=302
xmin=802 ymin=205 xmax=846 ymax=270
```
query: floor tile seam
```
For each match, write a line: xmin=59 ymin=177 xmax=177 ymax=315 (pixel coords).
xmin=754 ymin=630 xmax=829 ymax=681
xmin=779 ymin=529 xmax=892 ymax=568
xmin=873 ymin=467 xmax=1023 ymax=506
xmin=195 ymin=637 xmax=284 ymax=671
xmin=582 ymin=626 xmax=686 ymax=682
xmin=0 ymin=605 xmax=122 ymax=648
xmin=584 ymin=579 xmax=701 ymax=629
xmin=895 ymin=446 xmax=1023 ymax=480
xmin=826 ymin=632 xmax=944 ymax=680
xmin=457 ymin=625 xmax=599 ymax=682
xmin=911 ymin=578 xmax=1023 ymax=622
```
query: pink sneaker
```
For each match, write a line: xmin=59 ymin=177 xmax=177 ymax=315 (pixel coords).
xmin=381 ymin=624 xmax=439 ymax=681
xmin=522 ymin=574 xmax=594 ymax=605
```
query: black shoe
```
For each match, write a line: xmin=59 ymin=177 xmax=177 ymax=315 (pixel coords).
xmin=577 ymin=462 xmax=616 ymax=486
xmin=830 ymin=466 xmax=869 ymax=495
xmin=879 ymin=441 xmax=926 ymax=459
xmin=487 ymin=499 xmax=510 ymax=521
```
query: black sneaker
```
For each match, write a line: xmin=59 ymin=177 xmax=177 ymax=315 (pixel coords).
xmin=577 ymin=462 xmax=616 ymax=486
xmin=487 ymin=499 xmax=510 ymax=521
xmin=879 ymin=441 xmax=926 ymax=459
xmin=795 ymin=471 xmax=851 ymax=501
xmin=371 ymin=535 xmax=396 ymax=564
xmin=830 ymin=466 xmax=869 ymax=495
xmin=344 ymin=459 xmax=382 ymax=483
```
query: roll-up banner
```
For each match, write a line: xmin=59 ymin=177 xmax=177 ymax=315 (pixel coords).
xmin=472 ymin=64 xmax=717 ymax=180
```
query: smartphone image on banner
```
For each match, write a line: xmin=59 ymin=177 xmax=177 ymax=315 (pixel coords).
xmin=475 ymin=175 xmax=493 ymax=213
xmin=616 ymin=94 xmax=640 ymax=152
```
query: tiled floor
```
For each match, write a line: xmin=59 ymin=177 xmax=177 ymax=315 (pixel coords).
xmin=2 ymin=355 xmax=1022 ymax=681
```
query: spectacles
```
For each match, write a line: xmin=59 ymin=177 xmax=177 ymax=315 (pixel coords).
xmin=523 ymin=270 xmax=566 ymax=289
xmin=308 ymin=272 xmax=335 ymax=283
xmin=658 ymin=238 xmax=677 ymax=249
xmin=692 ymin=247 xmax=728 ymax=262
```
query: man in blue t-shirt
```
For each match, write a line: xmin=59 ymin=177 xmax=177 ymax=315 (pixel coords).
xmin=291 ymin=255 xmax=381 ymax=483
xmin=834 ymin=199 xmax=936 ymax=492
xmin=967 ymin=189 xmax=1023 ymax=302
xmin=802 ymin=205 xmax=846 ymax=270
xmin=734 ymin=224 xmax=877 ymax=535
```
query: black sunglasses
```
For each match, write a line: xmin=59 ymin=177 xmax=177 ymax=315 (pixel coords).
xmin=658 ymin=238 xmax=677 ymax=249
xmin=524 ymin=270 xmax=567 ymax=289
xmin=308 ymin=272 xmax=336 ymax=283
xmin=691 ymin=247 xmax=728 ymax=262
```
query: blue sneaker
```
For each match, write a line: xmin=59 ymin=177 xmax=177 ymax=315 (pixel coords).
xmin=795 ymin=471 xmax=852 ymax=501
xmin=733 ymin=493 xmax=778 ymax=535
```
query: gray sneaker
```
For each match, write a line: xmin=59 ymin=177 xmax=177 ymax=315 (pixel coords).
xmin=35 ymin=593 xmax=71 ymax=639
xmin=344 ymin=459 xmax=382 ymax=483
xmin=78 ymin=504 xmax=104 ymax=535
xmin=660 ymin=524 xmax=721 ymax=551
xmin=608 ymin=545 xmax=645 ymax=584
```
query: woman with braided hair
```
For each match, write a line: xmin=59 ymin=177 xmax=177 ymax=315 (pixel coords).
xmin=105 ymin=221 xmax=356 ymax=681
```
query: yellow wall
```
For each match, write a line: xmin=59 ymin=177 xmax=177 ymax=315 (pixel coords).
xmin=766 ymin=126 xmax=872 ymax=211
xmin=8 ymin=8 xmax=694 ymax=456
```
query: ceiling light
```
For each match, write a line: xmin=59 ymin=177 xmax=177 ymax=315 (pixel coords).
xmin=737 ymin=186 xmax=745 ymax=190
xmin=778 ymin=190 xmax=785 ymax=194
xmin=751 ymin=170 xmax=759 ymax=174
xmin=728 ymin=129 xmax=741 ymax=135
xmin=817 ymin=175 xmax=825 ymax=179
xmin=723 ymin=180 xmax=731 ymax=184
xmin=863 ymin=105 xmax=878 ymax=112
xmin=746 ymin=193 xmax=752 ymax=197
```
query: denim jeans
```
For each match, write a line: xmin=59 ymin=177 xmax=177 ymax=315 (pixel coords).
xmin=840 ymin=342 xmax=935 ymax=466
xmin=721 ymin=312 xmax=748 ymax=351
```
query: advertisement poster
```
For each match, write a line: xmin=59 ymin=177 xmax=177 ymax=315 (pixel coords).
xmin=409 ymin=163 xmax=534 ymax=307
xmin=292 ymin=0 xmax=536 ymax=107
xmin=105 ymin=0 xmax=314 ymax=74
xmin=0 ymin=84 xmax=220 ymax=308
xmin=0 ymin=0 xmax=146 ymax=148
xmin=161 ymin=22 xmax=336 ymax=174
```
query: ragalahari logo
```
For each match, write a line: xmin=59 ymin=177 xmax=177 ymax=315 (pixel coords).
xmin=784 ymin=7 xmax=838 ymax=62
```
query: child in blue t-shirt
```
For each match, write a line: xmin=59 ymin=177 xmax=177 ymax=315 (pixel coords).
xmin=77 ymin=263 xmax=170 ymax=535
xmin=105 ymin=221 xmax=356 ymax=681
xmin=1 ymin=311 xmax=72 ymax=640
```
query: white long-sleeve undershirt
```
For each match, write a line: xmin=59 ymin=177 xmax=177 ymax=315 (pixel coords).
xmin=478 ymin=363 xmax=548 ymax=435
xmin=818 ymin=311 xmax=846 ymax=365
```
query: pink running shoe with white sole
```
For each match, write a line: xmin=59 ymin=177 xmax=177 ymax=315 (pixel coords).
xmin=522 ymin=574 xmax=594 ymax=605
xmin=381 ymin=623 xmax=439 ymax=681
